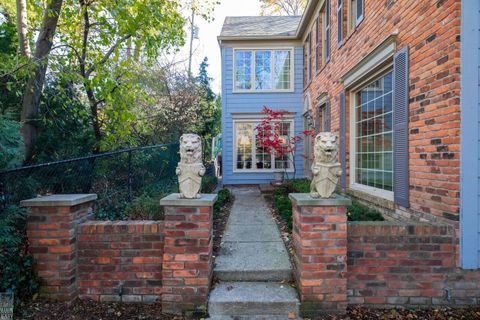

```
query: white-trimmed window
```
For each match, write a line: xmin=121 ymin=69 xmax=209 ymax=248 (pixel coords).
xmin=234 ymin=49 xmax=294 ymax=92
xmin=348 ymin=0 xmax=364 ymax=31
xmin=351 ymin=70 xmax=393 ymax=196
xmin=234 ymin=119 xmax=294 ymax=172
xmin=321 ymin=0 xmax=331 ymax=64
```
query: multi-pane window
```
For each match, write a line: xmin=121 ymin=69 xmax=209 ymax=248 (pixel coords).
xmin=236 ymin=123 xmax=253 ymax=170
xmin=274 ymin=51 xmax=291 ymax=90
xmin=234 ymin=49 xmax=293 ymax=92
xmin=322 ymin=0 xmax=331 ymax=63
xmin=308 ymin=33 xmax=312 ymax=81
xmin=337 ymin=0 xmax=343 ymax=46
xmin=349 ymin=0 xmax=364 ymax=31
xmin=255 ymin=51 xmax=272 ymax=90
xmin=235 ymin=51 xmax=252 ymax=90
xmin=354 ymin=71 xmax=393 ymax=191
xmin=315 ymin=16 xmax=321 ymax=71
xmin=234 ymin=120 xmax=293 ymax=171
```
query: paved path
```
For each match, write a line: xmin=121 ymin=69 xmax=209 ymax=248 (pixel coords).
xmin=208 ymin=187 xmax=299 ymax=319
xmin=214 ymin=187 xmax=292 ymax=280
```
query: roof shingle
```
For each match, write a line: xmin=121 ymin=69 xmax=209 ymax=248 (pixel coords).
xmin=219 ymin=16 xmax=301 ymax=39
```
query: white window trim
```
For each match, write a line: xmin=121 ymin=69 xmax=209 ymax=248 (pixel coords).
xmin=348 ymin=71 xmax=394 ymax=202
xmin=232 ymin=47 xmax=295 ymax=93
xmin=233 ymin=118 xmax=295 ymax=173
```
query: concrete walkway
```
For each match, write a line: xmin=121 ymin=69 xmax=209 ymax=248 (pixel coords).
xmin=208 ymin=187 xmax=299 ymax=319
xmin=214 ymin=187 xmax=292 ymax=280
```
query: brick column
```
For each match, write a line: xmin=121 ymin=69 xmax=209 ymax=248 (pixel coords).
xmin=160 ymin=193 xmax=217 ymax=315
xmin=21 ymin=194 xmax=97 ymax=302
xmin=289 ymin=193 xmax=351 ymax=316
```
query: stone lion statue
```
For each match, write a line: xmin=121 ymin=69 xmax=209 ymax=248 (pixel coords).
xmin=310 ymin=132 xmax=342 ymax=198
xmin=176 ymin=133 xmax=205 ymax=199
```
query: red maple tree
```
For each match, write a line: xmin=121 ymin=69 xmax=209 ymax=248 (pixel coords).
xmin=255 ymin=106 xmax=316 ymax=180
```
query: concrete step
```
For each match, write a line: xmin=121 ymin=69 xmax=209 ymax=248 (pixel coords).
xmin=208 ymin=282 xmax=300 ymax=319
xmin=214 ymin=241 xmax=292 ymax=281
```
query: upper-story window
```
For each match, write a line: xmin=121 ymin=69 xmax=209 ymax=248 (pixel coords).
xmin=348 ymin=0 xmax=364 ymax=31
xmin=234 ymin=49 xmax=294 ymax=92
xmin=321 ymin=0 xmax=331 ymax=64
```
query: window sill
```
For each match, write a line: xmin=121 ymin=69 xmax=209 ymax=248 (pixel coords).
xmin=349 ymin=183 xmax=394 ymax=203
xmin=233 ymin=169 xmax=295 ymax=174
xmin=232 ymin=89 xmax=295 ymax=94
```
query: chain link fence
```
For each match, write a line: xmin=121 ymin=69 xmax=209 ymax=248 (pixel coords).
xmin=0 ymin=143 xmax=180 ymax=220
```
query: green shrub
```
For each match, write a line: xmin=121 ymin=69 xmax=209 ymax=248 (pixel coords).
xmin=290 ymin=179 xmax=310 ymax=193
xmin=124 ymin=193 xmax=164 ymax=220
xmin=214 ymin=188 xmax=231 ymax=217
xmin=347 ymin=200 xmax=385 ymax=221
xmin=201 ymin=175 xmax=218 ymax=193
xmin=0 ymin=205 xmax=40 ymax=305
xmin=0 ymin=117 xmax=24 ymax=170
xmin=273 ymin=187 xmax=293 ymax=230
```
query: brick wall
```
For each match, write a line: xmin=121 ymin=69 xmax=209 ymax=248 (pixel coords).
xmin=24 ymin=193 xmax=216 ymax=315
xmin=347 ymin=222 xmax=480 ymax=306
xmin=161 ymin=205 xmax=213 ymax=315
xmin=77 ymin=221 xmax=164 ymax=303
xmin=304 ymin=0 xmax=461 ymax=222
xmin=25 ymin=198 xmax=94 ymax=301
xmin=290 ymin=195 xmax=350 ymax=315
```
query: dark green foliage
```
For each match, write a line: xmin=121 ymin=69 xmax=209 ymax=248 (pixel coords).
xmin=273 ymin=187 xmax=293 ymax=230
xmin=0 ymin=117 xmax=24 ymax=170
xmin=201 ymin=174 xmax=218 ymax=193
xmin=290 ymin=179 xmax=310 ymax=193
xmin=34 ymin=77 xmax=96 ymax=162
xmin=347 ymin=200 xmax=385 ymax=221
xmin=213 ymin=188 xmax=231 ymax=217
xmin=0 ymin=205 xmax=40 ymax=305
xmin=0 ymin=17 xmax=26 ymax=117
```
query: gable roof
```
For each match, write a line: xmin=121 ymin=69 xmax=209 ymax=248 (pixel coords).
xmin=217 ymin=0 xmax=322 ymax=42
xmin=218 ymin=16 xmax=302 ymax=40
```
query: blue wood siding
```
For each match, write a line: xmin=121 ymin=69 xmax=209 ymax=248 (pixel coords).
xmin=220 ymin=46 xmax=304 ymax=184
xmin=460 ymin=0 xmax=480 ymax=269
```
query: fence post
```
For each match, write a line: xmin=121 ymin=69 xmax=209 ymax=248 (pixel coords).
xmin=21 ymin=194 xmax=97 ymax=302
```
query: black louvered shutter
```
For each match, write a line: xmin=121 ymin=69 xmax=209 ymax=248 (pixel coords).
xmin=315 ymin=105 xmax=321 ymax=134
xmin=337 ymin=0 xmax=343 ymax=47
xmin=393 ymin=47 xmax=410 ymax=208
xmin=339 ymin=91 xmax=346 ymax=189
xmin=324 ymin=100 xmax=331 ymax=132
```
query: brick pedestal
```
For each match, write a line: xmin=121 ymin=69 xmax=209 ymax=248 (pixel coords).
xmin=160 ymin=193 xmax=217 ymax=315
xmin=21 ymin=194 xmax=97 ymax=302
xmin=289 ymin=193 xmax=351 ymax=316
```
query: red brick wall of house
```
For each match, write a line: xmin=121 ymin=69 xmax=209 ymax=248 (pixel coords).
xmin=303 ymin=0 xmax=461 ymax=223
xmin=77 ymin=221 xmax=164 ymax=303
xmin=347 ymin=223 xmax=480 ymax=305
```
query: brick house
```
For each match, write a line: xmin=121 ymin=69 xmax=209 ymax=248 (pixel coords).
xmin=219 ymin=0 xmax=480 ymax=269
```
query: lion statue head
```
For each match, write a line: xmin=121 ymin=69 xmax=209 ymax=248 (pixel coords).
xmin=179 ymin=133 xmax=202 ymax=164
xmin=314 ymin=132 xmax=339 ymax=164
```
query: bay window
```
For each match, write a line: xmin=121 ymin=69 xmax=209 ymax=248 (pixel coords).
xmin=234 ymin=49 xmax=294 ymax=92
xmin=234 ymin=119 xmax=294 ymax=171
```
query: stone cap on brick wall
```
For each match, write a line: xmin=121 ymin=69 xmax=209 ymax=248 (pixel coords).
xmin=20 ymin=194 xmax=97 ymax=207
xmin=160 ymin=193 xmax=218 ymax=207
xmin=289 ymin=193 xmax=352 ymax=207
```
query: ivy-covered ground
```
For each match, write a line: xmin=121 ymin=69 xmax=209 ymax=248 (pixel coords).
xmin=15 ymin=300 xmax=480 ymax=320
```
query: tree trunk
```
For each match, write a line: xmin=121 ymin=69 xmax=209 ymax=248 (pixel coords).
xmin=21 ymin=0 xmax=63 ymax=163
xmin=16 ymin=0 xmax=30 ymax=56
